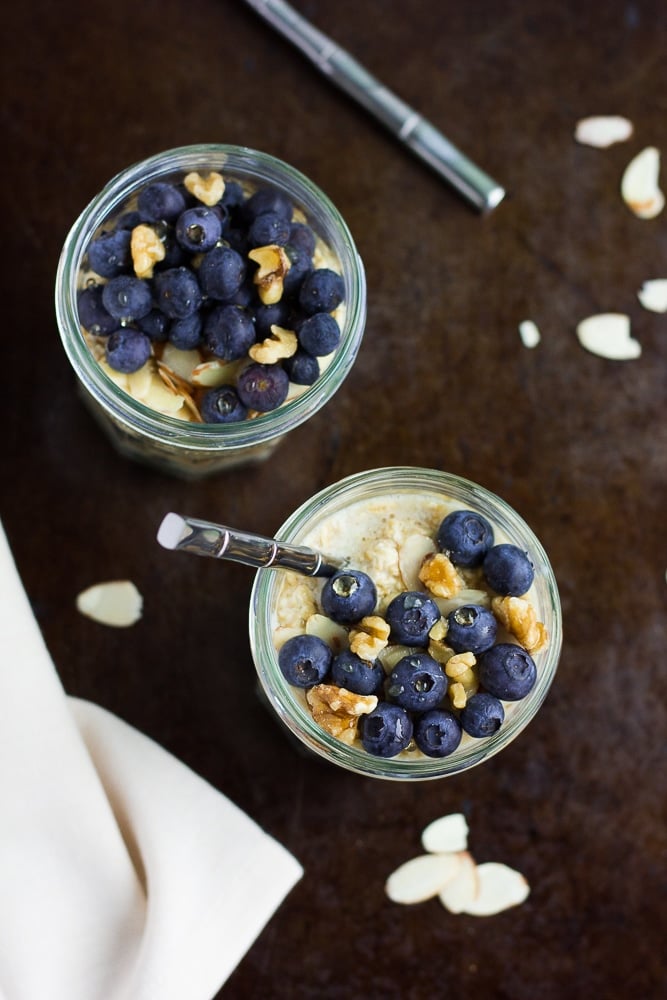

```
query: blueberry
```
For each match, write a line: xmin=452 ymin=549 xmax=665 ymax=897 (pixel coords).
xmin=254 ymin=300 xmax=290 ymax=338
xmin=115 ymin=210 xmax=142 ymax=230
xmin=385 ymin=591 xmax=441 ymax=647
xmin=321 ymin=569 xmax=377 ymax=625
xmin=154 ymin=236 xmax=187 ymax=272
xmin=483 ymin=544 xmax=535 ymax=596
xmin=436 ymin=509 xmax=494 ymax=568
xmin=278 ymin=634 xmax=332 ymax=688
xmin=137 ymin=308 xmax=170 ymax=342
xmin=477 ymin=643 xmax=537 ymax=700
xmin=248 ymin=211 xmax=291 ymax=248
xmin=169 ymin=312 xmax=203 ymax=349
xmin=204 ymin=305 xmax=255 ymax=360
xmin=414 ymin=709 xmax=462 ymax=758
xmin=153 ymin=267 xmax=202 ymax=319
xmin=460 ymin=692 xmax=505 ymax=738
xmin=446 ymin=604 xmax=497 ymax=655
xmin=296 ymin=313 xmax=341 ymax=356
xmin=283 ymin=245 xmax=314 ymax=297
xmin=197 ymin=246 xmax=246 ymax=300
xmin=105 ymin=328 xmax=151 ymax=374
xmin=387 ymin=653 xmax=447 ymax=712
xmin=200 ymin=385 xmax=248 ymax=424
xmin=101 ymin=275 xmax=153 ymax=321
xmin=288 ymin=222 xmax=316 ymax=257
xmin=87 ymin=229 xmax=132 ymax=278
xmin=330 ymin=650 xmax=384 ymax=696
xmin=175 ymin=206 xmax=222 ymax=252
xmin=283 ymin=350 xmax=320 ymax=385
xmin=223 ymin=228 xmax=250 ymax=256
xmin=221 ymin=180 xmax=245 ymax=210
xmin=244 ymin=186 xmax=293 ymax=222
xmin=137 ymin=181 xmax=186 ymax=223
xmin=236 ymin=362 xmax=290 ymax=412
xmin=77 ymin=285 xmax=117 ymax=335
xmin=298 ymin=268 xmax=345 ymax=315
xmin=360 ymin=702 xmax=413 ymax=758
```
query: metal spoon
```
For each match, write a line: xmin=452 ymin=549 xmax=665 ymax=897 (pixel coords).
xmin=157 ymin=512 xmax=340 ymax=577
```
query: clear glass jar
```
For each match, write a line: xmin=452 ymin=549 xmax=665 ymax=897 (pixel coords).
xmin=55 ymin=144 xmax=366 ymax=478
xmin=250 ymin=467 xmax=562 ymax=781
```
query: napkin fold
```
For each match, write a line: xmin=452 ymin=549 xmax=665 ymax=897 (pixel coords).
xmin=0 ymin=521 xmax=302 ymax=1000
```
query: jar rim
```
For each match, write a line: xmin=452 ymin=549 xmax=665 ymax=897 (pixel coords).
xmin=250 ymin=466 xmax=563 ymax=781
xmin=55 ymin=144 xmax=367 ymax=452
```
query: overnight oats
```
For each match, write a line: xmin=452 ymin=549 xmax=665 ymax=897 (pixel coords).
xmin=250 ymin=468 xmax=562 ymax=780
xmin=55 ymin=145 xmax=366 ymax=477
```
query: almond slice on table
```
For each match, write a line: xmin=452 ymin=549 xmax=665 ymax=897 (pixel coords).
xmin=621 ymin=146 xmax=665 ymax=219
xmin=637 ymin=279 xmax=667 ymax=313
xmin=518 ymin=319 xmax=541 ymax=349
xmin=76 ymin=580 xmax=143 ymax=628
xmin=398 ymin=534 xmax=437 ymax=590
xmin=385 ymin=852 xmax=462 ymax=904
xmin=421 ymin=813 xmax=469 ymax=854
xmin=459 ymin=862 xmax=530 ymax=916
xmin=574 ymin=115 xmax=633 ymax=148
xmin=576 ymin=313 xmax=641 ymax=360
xmin=438 ymin=851 xmax=480 ymax=913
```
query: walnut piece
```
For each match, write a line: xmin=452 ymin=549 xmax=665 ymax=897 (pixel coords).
xmin=131 ymin=224 xmax=165 ymax=278
xmin=419 ymin=552 xmax=463 ymax=598
xmin=249 ymin=324 xmax=298 ymax=364
xmin=449 ymin=681 xmax=467 ymax=709
xmin=492 ymin=596 xmax=549 ymax=654
xmin=248 ymin=244 xmax=291 ymax=304
xmin=349 ymin=615 xmax=390 ymax=661
xmin=183 ymin=170 xmax=225 ymax=206
xmin=306 ymin=684 xmax=378 ymax=744
xmin=444 ymin=651 xmax=476 ymax=679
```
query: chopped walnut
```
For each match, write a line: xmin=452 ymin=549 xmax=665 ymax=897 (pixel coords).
xmin=249 ymin=324 xmax=298 ymax=364
xmin=419 ymin=552 xmax=464 ymax=598
xmin=444 ymin=651 xmax=476 ymax=679
xmin=248 ymin=244 xmax=291 ymax=304
xmin=130 ymin=224 xmax=165 ymax=278
xmin=445 ymin=651 xmax=478 ymax=701
xmin=183 ymin=170 xmax=225 ymax=206
xmin=449 ymin=682 xmax=467 ymax=709
xmin=306 ymin=684 xmax=378 ymax=744
xmin=428 ymin=618 xmax=448 ymax=642
xmin=349 ymin=615 xmax=390 ymax=661
xmin=492 ymin=596 xmax=549 ymax=654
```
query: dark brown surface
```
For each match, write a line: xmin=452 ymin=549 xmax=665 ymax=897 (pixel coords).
xmin=3 ymin=1 xmax=667 ymax=997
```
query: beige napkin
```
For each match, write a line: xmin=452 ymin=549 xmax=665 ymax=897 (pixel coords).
xmin=0 ymin=521 xmax=302 ymax=1000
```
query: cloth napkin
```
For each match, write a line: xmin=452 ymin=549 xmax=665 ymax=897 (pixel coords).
xmin=0 ymin=521 xmax=302 ymax=1000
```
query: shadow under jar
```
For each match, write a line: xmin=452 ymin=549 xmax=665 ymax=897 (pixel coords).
xmin=250 ymin=467 xmax=562 ymax=781
xmin=55 ymin=144 xmax=366 ymax=478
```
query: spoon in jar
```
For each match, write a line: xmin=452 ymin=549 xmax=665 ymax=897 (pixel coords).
xmin=157 ymin=512 xmax=340 ymax=578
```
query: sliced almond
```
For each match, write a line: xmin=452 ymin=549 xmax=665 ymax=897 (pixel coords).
xmin=398 ymin=534 xmax=436 ymax=590
xmin=518 ymin=319 xmax=541 ymax=349
xmin=76 ymin=580 xmax=143 ymax=628
xmin=161 ymin=344 xmax=202 ymax=381
xmin=637 ymin=278 xmax=667 ymax=313
xmin=421 ymin=813 xmax=469 ymax=854
xmin=385 ymin=852 xmax=462 ymax=904
xmin=125 ymin=361 xmax=154 ymax=401
xmin=460 ymin=862 xmax=529 ymax=916
xmin=191 ymin=358 xmax=242 ymax=388
xmin=574 ymin=115 xmax=633 ymax=148
xmin=273 ymin=626 xmax=303 ymax=650
xmin=621 ymin=146 xmax=664 ymax=219
xmin=576 ymin=313 xmax=640 ymax=360
xmin=376 ymin=643 xmax=420 ymax=674
xmin=438 ymin=851 xmax=480 ymax=913
xmin=433 ymin=589 xmax=490 ymax=617
xmin=305 ymin=613 xmax=348 ymax=652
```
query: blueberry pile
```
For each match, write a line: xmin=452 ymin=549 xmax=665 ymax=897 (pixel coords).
xmin=278 ymin=508 xmax=543 ymax=760
xmin=79 ymin=171 xmax=346 ymax=420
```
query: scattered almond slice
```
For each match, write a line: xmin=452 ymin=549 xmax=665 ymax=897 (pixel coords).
xmin=518 ymin=319 xmax=541 ymax=349
xmin=460 ymin=862 xmax=529 ymax=916
xmin=421 ymin=813 xmax=469 ymax=854
xmin=398 ymin=534 xmax=436 ymax=590
xmin=161 ymin=344 xmax=202 ymax=381
xmin=637 ymin=278 xmax=667 ymax=313
xmin=76 ymin=580 xmax=143 ymax=628
xmin=576 ymin=313 xmax=640 ymax=360
xmin=438 ymin=851 xmax=480 ymax=913
xmin=125 ymin=361 xmax=154 ymax=401
xmin=272 ymin=625 xmax=303 ymax=650
xmin=191 ymin=358 xmax=242 ymax=388
xmin=305 ymin=613 xmax=348 ymax=651
xmin=385 ymin=852 xmax=462 ymax=904
xmin=433 ymin=589 xmax=490 ymax=617
xmin=621 ymin=146 xmax=664 ymax=219
xmin=574 ymin=115 xmax=633 ymax=148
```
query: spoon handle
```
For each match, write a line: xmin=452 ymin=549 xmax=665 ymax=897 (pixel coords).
xmin=157 ymin=512 xmax=339 ymax=577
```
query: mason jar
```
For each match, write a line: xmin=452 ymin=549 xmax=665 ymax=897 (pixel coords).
xmin=55 ymin=144 xmax=366 ymax=478
xmin=250 ymin=467 xmax=562 ymax=781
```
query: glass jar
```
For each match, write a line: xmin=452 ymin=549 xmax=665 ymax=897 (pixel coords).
xmin=55 ymin=144 xmax=366 ymax=478
xmin=249 ymin=467 xmax=562 ymax=781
